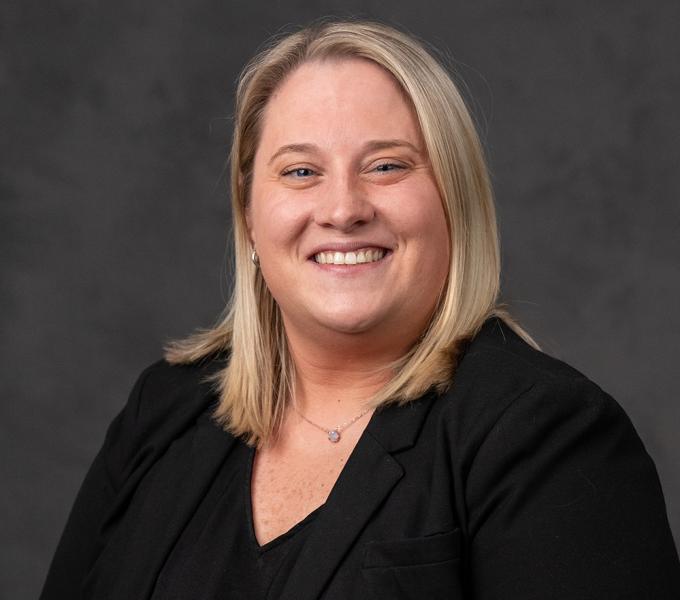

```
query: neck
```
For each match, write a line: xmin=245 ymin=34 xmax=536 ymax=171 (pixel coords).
xmin=283 ymin=318 xmax=417 ymax=421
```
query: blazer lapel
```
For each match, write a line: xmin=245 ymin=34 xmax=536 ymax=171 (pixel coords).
xmin=84 ymin=411 xmax=238 ymax=599
xmin=276 ymin=391 xmax=436 ymax=600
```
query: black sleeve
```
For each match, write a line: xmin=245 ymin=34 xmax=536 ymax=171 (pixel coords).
xmin=39 ymin=366 xmax=153 ymax=600
xmin=465 ymin=376 xmax=680 ymax=599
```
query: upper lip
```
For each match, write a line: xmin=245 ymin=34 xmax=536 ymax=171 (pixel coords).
xmin=307 ymin=241 xmax=393 ymax=258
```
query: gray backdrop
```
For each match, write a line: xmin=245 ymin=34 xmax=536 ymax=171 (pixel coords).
xmin=2 ymin=1 xmax=679 ymax=598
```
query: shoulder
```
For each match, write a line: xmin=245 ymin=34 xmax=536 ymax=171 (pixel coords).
xmin=119 ymin=355 xmax=226 ymax=432
xmin=456 ymin=316 xmax=593 ymax=392
xmin=439 ymin=317 xmax=636 ymax=459
xmin=127 ymin=355 xmax=226 ymax=415
xmin=103 ymin=354 xmax=228 ymax=489
xmin=432 ymin=320 xmax=680 ymax=596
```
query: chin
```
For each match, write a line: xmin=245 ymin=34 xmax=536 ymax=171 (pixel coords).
xmin=315 ymin=310 xmax=383 ymax=336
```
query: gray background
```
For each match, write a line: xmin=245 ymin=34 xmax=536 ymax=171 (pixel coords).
xmin=2 ymin=1 xmax=679 ymax=598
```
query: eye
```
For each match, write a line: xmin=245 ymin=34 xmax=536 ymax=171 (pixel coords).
xmin=282 ymin=167 xmax=316 ymax=178
xmin=373 ymin=162 xmax=406 ymax=173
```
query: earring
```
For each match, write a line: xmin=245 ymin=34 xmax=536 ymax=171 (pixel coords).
xmin=251 ymin=249 xmax=259 ymax=266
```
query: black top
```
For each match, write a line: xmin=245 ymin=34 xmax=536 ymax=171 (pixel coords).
xmin=39 ymin=318 xmax=680 ymax=599
xmin=151 ymin=442 xmax=322 ymax=599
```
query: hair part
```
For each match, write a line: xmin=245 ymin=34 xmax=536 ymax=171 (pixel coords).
xmin=165 ymin=19 xmax=538 ymax=447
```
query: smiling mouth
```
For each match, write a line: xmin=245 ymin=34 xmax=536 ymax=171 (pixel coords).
xmin=313 ymin=247 xmax=388 ymax=265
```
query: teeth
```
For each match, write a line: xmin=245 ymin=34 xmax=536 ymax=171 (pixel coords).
xmin=314 ymin=248 xmax=386 ymax=265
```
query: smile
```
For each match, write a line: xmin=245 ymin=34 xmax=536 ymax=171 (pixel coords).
xmin=313 ymin=248 xmax=387 ymax=265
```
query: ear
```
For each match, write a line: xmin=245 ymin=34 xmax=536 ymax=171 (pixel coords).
xmin=244 ymin=206 xmax=256 ymax=248
xmin=245 ymin=215 xmax=255 ymax=248
xmin=239 ymin=171 xmax=256 ymax=247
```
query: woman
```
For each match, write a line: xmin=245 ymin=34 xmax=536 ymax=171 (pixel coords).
xmin=40 ymin=19 xmax=680 ymax=599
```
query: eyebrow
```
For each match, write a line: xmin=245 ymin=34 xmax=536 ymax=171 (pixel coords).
xmin=268 ymin=143 xmax=317 ymax=166
xmin=267 ymin=139 xmax=422 ymax=166
xmin=362 ymin=139 xmax=422 ymax=154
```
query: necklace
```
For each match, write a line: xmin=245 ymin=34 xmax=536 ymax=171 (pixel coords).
xmin=292 ymin=404 xmax=373 ymax=443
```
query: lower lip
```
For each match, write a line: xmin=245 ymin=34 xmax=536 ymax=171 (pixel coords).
xmin=309 ymin=251 xmax=392 ymax=273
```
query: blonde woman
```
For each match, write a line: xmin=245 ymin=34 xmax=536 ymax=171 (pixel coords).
xmin=41 ymin=20 xmax=680 ymax=599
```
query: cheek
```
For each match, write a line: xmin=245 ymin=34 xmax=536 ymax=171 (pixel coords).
xmin=391 ymin=190 xmax=450 ymax=295
xmin=392 ymin=185 xmax=449 ymax=255
xmin=250 ymin=189 xmax=309 ymax=251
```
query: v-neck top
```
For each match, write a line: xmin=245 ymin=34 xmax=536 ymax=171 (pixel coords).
xmin=151 ymin=441 xmax=324 ymax=600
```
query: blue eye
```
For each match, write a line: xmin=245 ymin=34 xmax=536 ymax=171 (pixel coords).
xmin=374 ymin=163 xmax=404 ymax=172
xmin=283 ymin=167 xmax=315 ymax=178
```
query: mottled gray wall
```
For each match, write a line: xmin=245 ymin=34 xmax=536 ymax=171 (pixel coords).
xmin=2 ymin=1 xmax=679 ymax=598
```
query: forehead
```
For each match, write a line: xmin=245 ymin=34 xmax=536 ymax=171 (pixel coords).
xmin=256 ymin=57 xmax=423 ymax=153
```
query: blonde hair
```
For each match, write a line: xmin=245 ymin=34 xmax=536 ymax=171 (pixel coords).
xmin=165 ymin=19 xmax=537 ymax=447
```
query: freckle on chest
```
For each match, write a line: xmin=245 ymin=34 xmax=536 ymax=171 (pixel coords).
xmin=249 ymin=447 xmax=352 ymax=546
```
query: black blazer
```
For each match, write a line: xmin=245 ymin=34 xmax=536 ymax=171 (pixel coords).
xmin=40 ymin=318 xmax=680 ymax=599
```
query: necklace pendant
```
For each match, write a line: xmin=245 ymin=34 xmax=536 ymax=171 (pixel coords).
xmin=328 ymin=430 xmax=341 ymax=443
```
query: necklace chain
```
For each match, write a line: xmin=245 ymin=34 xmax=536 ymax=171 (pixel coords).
xmin=292 ymin=404 xmax=372 ymax=443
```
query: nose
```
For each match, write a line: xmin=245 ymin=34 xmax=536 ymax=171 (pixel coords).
xmin=314 ymin=176 xmax=375 ymax=232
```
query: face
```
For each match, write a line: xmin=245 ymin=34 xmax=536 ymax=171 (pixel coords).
xmin=247 ymin=58 xmax=450 ymax=350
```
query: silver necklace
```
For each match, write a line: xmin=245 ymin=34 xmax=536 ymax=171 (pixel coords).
xmin=292 ymin=404 xmax=373 ymax=443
